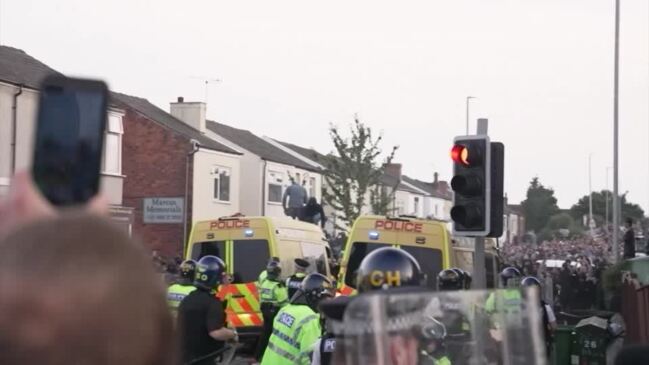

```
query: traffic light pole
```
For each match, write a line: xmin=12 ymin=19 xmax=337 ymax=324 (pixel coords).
xmin=473 ymin=118 xmax=489 ymax=289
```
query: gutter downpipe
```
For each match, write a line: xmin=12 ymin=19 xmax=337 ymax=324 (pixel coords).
xmin=10 ymin=84 xmax=24 ymax=174
xmin=261 ymin=160 xmax=267 ymax=216
xmin=183 ymin=140 xmax=200 ymax=253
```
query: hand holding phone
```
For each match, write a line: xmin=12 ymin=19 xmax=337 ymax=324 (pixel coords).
xmin=32 ymin=75 xmax=109 ymax=206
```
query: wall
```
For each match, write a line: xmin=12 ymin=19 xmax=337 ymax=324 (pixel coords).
xmin=192 ymin=149 xmax=241 ymax=221
xmin=0 ymin=83 xmax=38 ymax=195
xmin=426 ymin=196 xmax=451 ymax=221
xmin=121 ymin=108 xmax=193 ymax=256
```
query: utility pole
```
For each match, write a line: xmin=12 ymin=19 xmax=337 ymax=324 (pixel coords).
xmin=465 ymin=96 xmax=476 ymax=135
xmin=589 ymin=154 xmax=594 ymax=236
xmin=612 ymin=0 xmax=621 ymax=263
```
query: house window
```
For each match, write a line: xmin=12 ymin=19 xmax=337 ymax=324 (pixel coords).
xmin=268 ymin=171 xmax=284 ymax=203
xmin=309 ymin=177 xmax=317 ymax=199
xmin=212 ymin=166 xmax=231 ymax=202
xmin=414 ymin=197 xmax=420 ymax=215
xmin=434 ymin=205 xmax=438 ymax=217
xmin=102 ymin=114 xmax=122 ymax=175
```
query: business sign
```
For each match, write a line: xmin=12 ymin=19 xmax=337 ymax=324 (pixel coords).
xmin=143 ymin=197 xmax=184 ymax=224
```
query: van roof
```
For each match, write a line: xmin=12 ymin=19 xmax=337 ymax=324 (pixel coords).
xmin=356 ymin=215 xmax=447 ymax=225
xmin=194 ymin=215 xmax=325 ymax=233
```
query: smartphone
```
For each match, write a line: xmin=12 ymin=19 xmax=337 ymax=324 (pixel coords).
xmin=32 ymin=75 xmax=109 ymax=206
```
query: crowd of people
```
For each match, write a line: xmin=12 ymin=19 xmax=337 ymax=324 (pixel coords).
xmin=501 ymin=235 xmax=610 ymax=312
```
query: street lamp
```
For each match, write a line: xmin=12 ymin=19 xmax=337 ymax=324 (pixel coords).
xmin=589 ymin=153 xmax=594 ymax=236
xmin=465 ymin=96 xmax=476 ymax=135
xmin=612 ymin=0 xmax=621 ymax=263
xmin=605 ymin=166 xmax=612 ymax=232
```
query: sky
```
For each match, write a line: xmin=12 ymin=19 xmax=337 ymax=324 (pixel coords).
xmin=2 ymin=0 xmax=648 ymax=210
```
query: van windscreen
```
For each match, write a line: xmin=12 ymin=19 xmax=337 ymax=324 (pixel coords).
xmin=191 ymin=241 xmax=226 ymax=261
xmin=232 ymin=240 xmax=269 ymax=283
xmin=344 ymin=242 xmax=387 ymax=287
xmin=400 ymin=245 xmax=442 ymax=290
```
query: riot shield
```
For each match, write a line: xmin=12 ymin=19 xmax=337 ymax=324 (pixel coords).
xmin=336 ymin=289 xmax=547 ymax=365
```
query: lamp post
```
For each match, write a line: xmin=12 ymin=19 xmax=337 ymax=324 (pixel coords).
xmin=465 ymin=96 xmax=476 ymax=135
xmin=612 ymin=0 xmax=620 ymax=263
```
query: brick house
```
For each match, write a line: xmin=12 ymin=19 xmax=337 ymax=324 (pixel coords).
xmin=111 ymin=93 xmax=241 ymax=256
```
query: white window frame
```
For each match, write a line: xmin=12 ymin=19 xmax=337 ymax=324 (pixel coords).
xmin=267 ymin=170 xmax=284 ymax=204
xmin=413 ymin=197 xmax=420 ymax=215
xmin=211 ymin=166 xmax=232 ymax=203
xmin=309 ymin=176 xmax=317 ymax=199
xmin=102 ymin=113 xmax=123 ymax=176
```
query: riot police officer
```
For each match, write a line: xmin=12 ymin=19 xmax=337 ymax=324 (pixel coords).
xmin=178 ymin=256 xmax=238 ymax=365
xmin=167 ymin=260 xmax=197 ymax=316
xmin=355 ymin=247 xmax=424 ymax=292
xmin=521 ymin=276 xmax=556 ymax=357
xmin=261 ymin=273 xmax=335 ymax=365
xmin=419 ymin=316 xmax=452 ymax=365
xmin=286 ymin=258 xmax=310 ymax=299
xmin=257 ymin=256 xmax=280 ymax=288
xmin=254 ymin=259 xmax=288 ymax=361
xmin=438 ymin=268 xmax=465 ymax=291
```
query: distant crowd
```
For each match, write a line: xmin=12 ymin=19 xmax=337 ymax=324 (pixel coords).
xmin=501 ymin=235 xmax=609 ymax=312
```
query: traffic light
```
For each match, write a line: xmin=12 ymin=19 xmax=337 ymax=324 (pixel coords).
xmin=450 ymin=136 xmax=505 ymax=237
xmin=450 ymin=136 xmax=491 ymax=236
xmin=489 ymin=142 xmax=504 ymax=238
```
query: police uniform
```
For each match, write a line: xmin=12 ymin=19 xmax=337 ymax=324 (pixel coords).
xmin=261 ymin=273 xmax=334 ymax=365
xmin=254 ymin=268 xmax=288 ymax=361
xmin=167 ymin=282 xmax=196 ymax=313
xmin=286 ymin=258 xmax=310 ymax=299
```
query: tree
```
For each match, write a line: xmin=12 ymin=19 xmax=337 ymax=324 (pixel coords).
xmin=521 ymin=177 xmax=560 ymax=232
xmin=321 ymin=118 xmax=398 ymax=230
xmin=569 ymin=190 xmax=644 ymax=224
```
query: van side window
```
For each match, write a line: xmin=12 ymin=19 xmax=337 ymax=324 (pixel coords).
xmin=300 ymin=242 xmax=328 ymax=276
xmin=191 ymin=241 xmax=226 ymax=261
xmin=232 ymin=240 xmax=269 ymax=283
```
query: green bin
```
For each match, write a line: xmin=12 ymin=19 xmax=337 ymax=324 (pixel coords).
xmin=553 ymin=325 xmax=574 ymax=365
xmin=569 ymin=316 xmax=610 ymax=365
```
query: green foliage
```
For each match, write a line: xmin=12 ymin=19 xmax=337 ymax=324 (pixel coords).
xmin=321 ymin=118 xmax=398 ymax=230
xmin=521 ymin=177 xmax=560 ymax=232
xmin=570 ymin=190 xmax=645 ymax=223
xmin=547 ymin=212 xmax=574 ymax=230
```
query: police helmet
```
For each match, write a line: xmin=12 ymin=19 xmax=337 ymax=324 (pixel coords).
xmin=300 ymin=273 xmax=335 ymax=309
xmin=178 ymin=260 xmax=197 ymax=285
xmin=521 ymin=276 xmax=541 ymax=288
xmin=419 ymin=316 xmax=447 ymax=343
xmin=463 ymin=270 xmax=472 ymax=290
xmin=266 ymin=260 xmax=282 ymax=279
xmin=500 ymin=267 xmax=522 ymax=288
xmin=356 ymin=247 xmax=423 ymax=293
xmin=437 ymin=269 xmax=464 ymax=291
xmin=194 ymin=255 xmax=226 ymax=290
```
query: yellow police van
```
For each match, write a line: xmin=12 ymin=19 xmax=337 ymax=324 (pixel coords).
xmin=338 ymin=215 xmax=453 ymax=295
xmin=185 ymin=215 xmax=331 ymax=344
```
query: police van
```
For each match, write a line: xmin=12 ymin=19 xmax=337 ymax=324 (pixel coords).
xmin=185 ymin=215 xmax=332 ymax=345
xmin=338 ymin=215 xmax=453 ymax=295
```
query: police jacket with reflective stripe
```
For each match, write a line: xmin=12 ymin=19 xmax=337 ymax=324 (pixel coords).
xmin=167 ymin=284 xmax=197 ymax=310
xmin=260 ymin=303 xmax=321 ymax=365
xmin=259 ymin=278 xmax=289 ymax=306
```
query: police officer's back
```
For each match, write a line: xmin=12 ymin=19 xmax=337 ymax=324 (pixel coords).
xmin=178 ymin=256 xmax=237 ymax=365
xmin=261 ymin=273 xmax=334 ymax=365
xmin=167 ymin=260 xmax=197 ymax=315
xmin=254 ymin=259 xmax=288 ymax=361
xmin=286 ymin=258 xmax=310 ymax=299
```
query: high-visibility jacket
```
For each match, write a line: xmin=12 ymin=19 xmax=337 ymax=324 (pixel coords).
xmin=259 ymin=278 xmax=289 ymax=307
xmin=420 ymin=351 xmax=452 ymax=365
xmin=257 ymin=270 xmax=268 ymax=288
xmin=167 ymin=283 xmax=197 ymax=311
xmin=484 ymin=289 xmax=523 ymax=328
xmin=260 ymin=303 xmax=322 ymax=365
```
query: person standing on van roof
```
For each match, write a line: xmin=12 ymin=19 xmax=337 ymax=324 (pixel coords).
xmin=301 ymin=197 xmax=326 ymax=228
xmin=283 ymin=178 xmax=308 ymax=219
xmin=287 ymin=258 xmax=310 ymax=300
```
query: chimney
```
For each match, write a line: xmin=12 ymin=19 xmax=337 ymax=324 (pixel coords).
xmin=170 ymin=96 xmax=206 ymax=133
xmin=384 ymin=163 xmax=402 ymax=180
xmin=433 ymin=172 xmax=439 ymax=184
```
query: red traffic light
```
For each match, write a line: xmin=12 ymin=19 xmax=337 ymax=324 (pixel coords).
xmin=451 ymin=144 xmax=470 ymax=166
